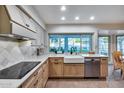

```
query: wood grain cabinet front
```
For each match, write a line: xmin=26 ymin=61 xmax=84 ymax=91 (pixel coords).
xmin=63 ymin=64 xmax=84 ymax=78
xmin=49 ymin=57 xmax=64 ymax=77
xmin=100 ymin=58 xmax=108 ymax=78
xmin=20 ymin=60 xmax=48 ymax=88
xmin=20 ymin=70 xmax=39 ymax=88
xmin=42 ymin=60 xmax=49 ymax=87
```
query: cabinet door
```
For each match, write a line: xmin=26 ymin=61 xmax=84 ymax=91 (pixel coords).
xmin=36 ymin=65 xmax=44 ymax=88
xmin=49 ymin=58 xmax=63 ymax=77
xmin=5 ymin=5 xmax=25 ymax=26
xmin=44 ymin=31 xmax=48 ymax=47
xmin=49 ymin=62 xmax=63 ymax=77
xmin=31 ymin=24 xmax=44 ymax=46
xmin=42 ymin=61 xmax=48 ymax=87
xmin=20 ymin=64 xmax=44 ymax=88
xmin=28 ymin=19 xmax=36 ymax=32
xmin=100 ymin=58 xmax=108 ymax=77
xmin=40 ymin=27 xmax=44 ymax=45
xmin=21 ymin=12 xmax=36 ymax=32
xmin=64 ymin=64 xmax=84 ymax=77
xmin=12 ymin=22 xmax=36 ymax=39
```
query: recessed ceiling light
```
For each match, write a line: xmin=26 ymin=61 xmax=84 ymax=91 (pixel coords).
xmin=60 ymin=5 xmax=66 ymax=11
xmin=61 ymin=17 xmax=66 ymax=20
xmin=90 ymin=16 xmax=95 ymax=20
xmin=75 ymin=16 xmax=79 ymax=20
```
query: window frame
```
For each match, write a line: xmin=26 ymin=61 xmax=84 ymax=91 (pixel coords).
xmin=116 ymin=34 xmax=124 ymax=55
xmin=49 ymin=33 xmax=93 ymax=53
xmin=98 ymin=35 xmax=110 ymax=56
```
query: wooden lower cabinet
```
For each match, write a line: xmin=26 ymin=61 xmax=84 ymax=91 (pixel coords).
xmin=20 ymin=60 xmax=48 ymax=88
xmin=19 ymin=57 xmax=108 ymax=88
xmin=42 ymin=60 xmax=49 ymax=87
xmin=100 ymin=58 xmax=108 ymax=77
xmin=63 ymin=64 xmax=84 ymax=77
xmin=49 ymin=57 xmax=63 ymax=77
xmin=20 ymin=71 xmax=39 ymax=88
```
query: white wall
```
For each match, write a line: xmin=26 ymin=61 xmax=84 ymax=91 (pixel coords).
xmin=47 ymin=24 xmax=97 ymax=33
xmin=46 ymin=24 xmax=98 ymax=52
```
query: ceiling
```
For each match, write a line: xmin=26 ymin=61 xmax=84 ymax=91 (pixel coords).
xmin=33 ymin=5 xmax=124 ymax=24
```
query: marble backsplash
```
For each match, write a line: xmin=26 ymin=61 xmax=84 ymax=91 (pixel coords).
xmin=0 ymin=38 xmax=39 ymax=70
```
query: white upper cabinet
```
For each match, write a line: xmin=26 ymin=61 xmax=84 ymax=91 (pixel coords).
xmin=44 ymin=31 xmax=48 ymax=46
xmin=6 ymin=5 xmax=36 ymax=32
xmin=29 ymin=19 xmax=37 ymax=32
xmin=19 ymin=9 xmax=36 ymax=32
xmin=0 ymin=5 xmax=36 ymax=40
xmin=40 ymin=27 xmax=44 ymax=45
xmin=12 ymin=22 xmax=36 ymax=39
xmin=31 ymin=23 xmax=44 ymax=46
xmin=5 ymin=5 xmax=25 ymax=27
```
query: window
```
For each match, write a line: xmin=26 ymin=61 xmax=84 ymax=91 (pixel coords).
xmin=98 ymin=36 xmax=110 ymax=56
xmin=68 ymin=36 xmax=81 ymax=52
xmin=49 ymin=35 xmax=63 ymax=52
xmin=116 ymin=35 xmax=124 ymax=55
xmin=49 ymin=34 xmax=92 ymax=53
xmin=81 ymin=35 xmax=92 ymax=52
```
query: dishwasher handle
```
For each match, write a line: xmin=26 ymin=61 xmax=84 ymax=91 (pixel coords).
xmin=85 ymin=58 xmax=100 ymax=62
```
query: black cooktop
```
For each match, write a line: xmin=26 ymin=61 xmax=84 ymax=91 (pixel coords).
xmin=0 ymin=62 xmax=40 ymax=79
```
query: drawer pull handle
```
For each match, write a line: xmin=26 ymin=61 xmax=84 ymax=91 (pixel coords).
xmin=54 ymin=62 xmax=58 ymax=64
xmin=43 ymin=70 xmax=44 ymax=72
xmin=26 ymin=24 xmax=30 ymax=27
xmin=34 ymin=80 xmax=38 ymax=86
xmin=34 ymin=72 xmax=38 ymax=76
xmin=55 ymin=59 xmax=58 ymax=61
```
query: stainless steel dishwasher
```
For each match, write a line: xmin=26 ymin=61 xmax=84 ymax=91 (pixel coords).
xmin=84 ymin=57 xmax=100 ymax=78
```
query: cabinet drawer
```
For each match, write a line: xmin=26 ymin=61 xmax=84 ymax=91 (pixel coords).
xmin=101 ymin=58 xmax=108 ymax=64
xmin=49 ymin=57 xmax=64 ymax=63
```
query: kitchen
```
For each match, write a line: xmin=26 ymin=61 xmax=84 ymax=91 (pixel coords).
xmin=0 ymin=5 xmax=124 ymax=88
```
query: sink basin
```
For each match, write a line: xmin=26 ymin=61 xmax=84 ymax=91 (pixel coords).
xmin=64 ymin=55 xmax=84 ymax=63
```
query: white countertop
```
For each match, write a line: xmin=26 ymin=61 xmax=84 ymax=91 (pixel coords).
xmin=81 ymin=54 xmax=108 ymax=58
xmin=0 ymin=54 xmax=49 ymax=88
xmin=0 ymin=53 xmax=108 ymax=88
